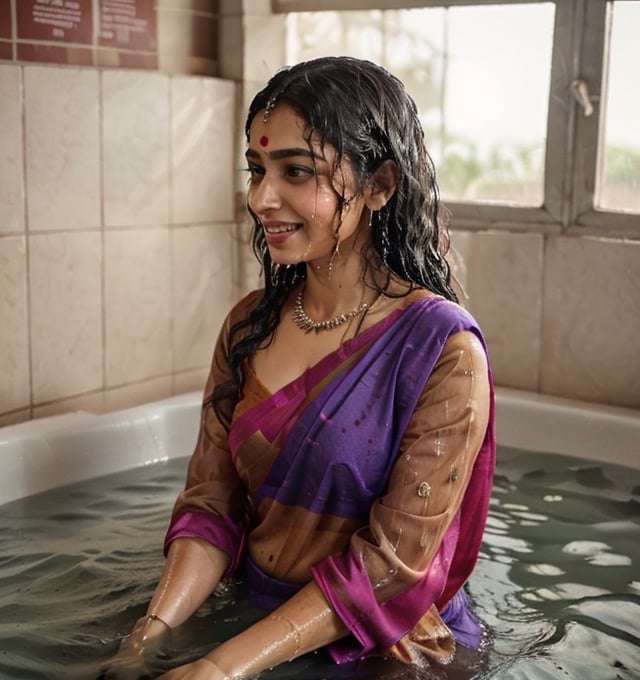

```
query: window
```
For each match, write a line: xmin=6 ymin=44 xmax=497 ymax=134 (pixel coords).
xmin=279 ymin=0 xmax=640 ymax=233
xmin=596 ymin=1 xmax=640 ymax=212
xmin=288 ymin=5 xmax=554 ymax=208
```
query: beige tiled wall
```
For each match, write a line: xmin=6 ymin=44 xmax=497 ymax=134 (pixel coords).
xmin=2 ymin=1 xmax=639 ymax=427
xmin=0 ymin=66 xmax=23 ymax=233
xmin=451 ymin=231 xmax=544 ymax=392
xmin=24 ymin=67 xmax=102 ymax=230
xmin=540 ymin=236 xmax=640 ymax=407
xmin=30 ymin=231 xmax=103 ymax=403
xmin=451 ymin=230 xmax=640 ymax=410
xmin=102 ymin=70 xmax=171 ymax=227
xmin=0 ymin=62 xmax=237 ymax=426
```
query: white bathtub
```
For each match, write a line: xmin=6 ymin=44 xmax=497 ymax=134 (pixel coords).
xmin=0 ymin=388 xmax=638 ymax=506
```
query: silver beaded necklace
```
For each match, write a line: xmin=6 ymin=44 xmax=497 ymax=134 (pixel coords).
xmin=292 ymin=288 xmax=369 ymax=333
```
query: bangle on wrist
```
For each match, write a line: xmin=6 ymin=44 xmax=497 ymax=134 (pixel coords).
xmin=270 ymin=613 xmax=302 ymax=661
xmin=146 ymin=613 xmax=170 ymax=629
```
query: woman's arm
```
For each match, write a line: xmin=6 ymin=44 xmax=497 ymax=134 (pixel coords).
xmin=99 ymin=302 xmax=253 ymax=680
xmin=146 ymin=537 xmax=230 ymax=628
xmin=311 ymin=329 xmax=493 ymax=660
xmin=160 ymin=580 xmax=347 ymax=679
xmin=207 ymin=580 xmax=346 ymax=676
xmin=97 ymin=539 xmax=230 ymax=679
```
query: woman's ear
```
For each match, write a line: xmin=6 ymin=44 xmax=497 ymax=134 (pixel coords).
xmin=364 ymin=159 xmax=399 ymax=210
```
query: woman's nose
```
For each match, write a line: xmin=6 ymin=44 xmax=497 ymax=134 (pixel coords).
xmin=250 ymin=174 xmax=282 ymax=212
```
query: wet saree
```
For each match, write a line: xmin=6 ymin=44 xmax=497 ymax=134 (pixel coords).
xmin=166 ymin=294 xmax=495 ymax=664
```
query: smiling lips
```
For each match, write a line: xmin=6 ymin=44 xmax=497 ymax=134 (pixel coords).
xmin=262 ymin=222 xmax=301 ymax=244
xmin=263 ymin=222 xmax=300 ymax=234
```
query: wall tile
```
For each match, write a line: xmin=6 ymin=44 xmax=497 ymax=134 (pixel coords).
xmin=541 ymin=236 xmax=640 ymax=408
xmin=30 ymin=231 xmax=103 ymax=403
xmin=171 ymin=76 xmax=235 ymax=224
xmin=174 ymin=367 xmax=208 ymax=395
xmin=0 ymin=65 xmax=24 ymax=234
xmin=243 ymin=14 xmax=286 ymax=83
xmin=97 ymin=1 xmax=157 ymax=53
xmin=95 ymin=49 xmax=158 ymax=70
xmin=158 ymin=1 xmax=218 ymax=10
xmin=0 ymin=236 xmax=29 ymax=413
xmin=24 ymin=66 xmax=100 ymax=231
xmin=18 ymin=43 xmax=94 ymax=67
xmin=102 ymin=70 xmax=170 ymax=227
xmin=451 ymin=230 xmax=544 ymax=390
xmin=172 ymin=224 xmax=233 ymax=371
xmin=157 ymin=9 xmax=218 ymax=76
xmin=235 ymin=220 xmax=261 ymax=296
xmin=218 ymin=14 xmax=243 ymax=80
xmin=0 ymin=1 xmax=11 ymax=39
xmin=16 ymin=0 xmax=93 ymax=43
xmin=0 ymin=409 xmax=31 ymax=428
xmin=219 ymin=0 xmax=251 ymax=14
xmin=104 ymin=376 xmax=172 ymax=413
xmin=235 ymin=0 xmax=271 ymax=15
xmin=33 ymin=391 xmax=105 ymax=419
xmin=105 ymin=228 xmax=172 ymax=386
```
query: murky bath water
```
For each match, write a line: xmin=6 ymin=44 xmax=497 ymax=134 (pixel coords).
xmin=0 ymin=447 xmax=638 ymax=679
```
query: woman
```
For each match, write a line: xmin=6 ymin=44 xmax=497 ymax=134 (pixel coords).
xmin=101 ymin=56 xmax=495 ymax=680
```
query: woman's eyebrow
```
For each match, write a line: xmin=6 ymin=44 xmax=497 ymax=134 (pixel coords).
xmin=245 ymin=147 xmax=321 ymax=161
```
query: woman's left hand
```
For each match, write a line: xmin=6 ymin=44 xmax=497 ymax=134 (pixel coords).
xmin=158 ymin=658 xmax=230 ymax=680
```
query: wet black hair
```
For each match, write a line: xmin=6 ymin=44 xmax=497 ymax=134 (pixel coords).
xmin=212 ymin=56 xmax=458 ymax=425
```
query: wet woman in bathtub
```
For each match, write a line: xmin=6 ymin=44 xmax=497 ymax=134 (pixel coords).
xmin=100 ymin=56 xmax=496 ymax=680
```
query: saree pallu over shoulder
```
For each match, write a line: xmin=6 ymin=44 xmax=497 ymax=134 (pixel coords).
xmin=229 ymin=296 xmax=496 ymax=664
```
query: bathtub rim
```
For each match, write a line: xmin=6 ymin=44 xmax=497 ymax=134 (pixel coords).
xmin=0 ymin=387 xmax=638 ymax=505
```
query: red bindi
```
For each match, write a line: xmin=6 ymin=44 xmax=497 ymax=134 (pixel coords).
xmin=259 ymin=135 xmax=269 ymax=147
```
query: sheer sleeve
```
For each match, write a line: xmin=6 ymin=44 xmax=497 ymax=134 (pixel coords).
xmin=164 ymin=296 xmax=257 ymax=575
xmin=312 ymin=329 xmax=493 ymax=661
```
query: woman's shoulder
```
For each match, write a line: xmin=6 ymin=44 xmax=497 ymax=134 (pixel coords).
xmin=400 ymin=291 xmax=490 ymax=386
xmin=226 ymin=288 xmax=264 ymax=325
xmin=402 ymin=287 xmax=468 ymax=316
xmin=213 ymin=289 xmax=264 ymax=350
xmin=400 ymin=288 xmax=484 ymax=339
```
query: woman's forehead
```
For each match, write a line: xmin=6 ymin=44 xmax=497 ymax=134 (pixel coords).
xmin=248 ymin=104 xmax=326 ymax=154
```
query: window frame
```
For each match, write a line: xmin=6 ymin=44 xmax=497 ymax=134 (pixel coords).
xmin=273 ymin=0 xmax=640 ymax=237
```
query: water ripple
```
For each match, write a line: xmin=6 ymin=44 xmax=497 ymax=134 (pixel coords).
xmin=0 ymin=452 xmax=638 ymax=679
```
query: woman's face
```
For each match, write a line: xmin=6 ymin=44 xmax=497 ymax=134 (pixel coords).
xmin=245 ymin=104 xmax=367 ymax=268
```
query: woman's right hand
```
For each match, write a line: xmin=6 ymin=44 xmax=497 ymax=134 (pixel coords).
xmin=96 ymin=538 xmax=230 ymax=679
xmin=96 ymin=614 xmax=171 ymax=680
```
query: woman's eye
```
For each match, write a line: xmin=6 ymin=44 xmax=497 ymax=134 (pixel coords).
xmin=245 ymin=163 xmax=314 ymax=183
xmin=245 ymin=165 xmax=264 ymax=181
xmin=287 ymin=165 xmax=313 ymax=179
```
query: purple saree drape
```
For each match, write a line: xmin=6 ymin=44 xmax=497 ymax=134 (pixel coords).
xmin=232 ymin=296 xmax=494 ymax=661
xmin=168 ymin=295 xmax=496 ymax=664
